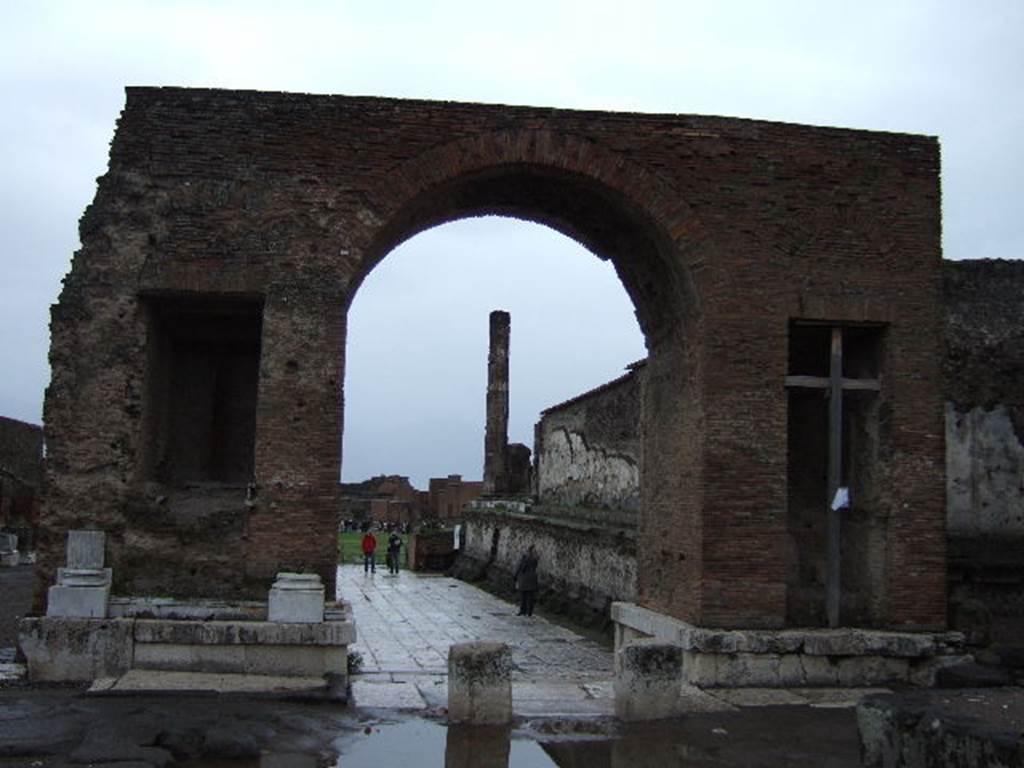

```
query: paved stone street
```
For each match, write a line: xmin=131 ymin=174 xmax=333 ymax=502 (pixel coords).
xmin=338 ymin=564 xmax=618 ymax=715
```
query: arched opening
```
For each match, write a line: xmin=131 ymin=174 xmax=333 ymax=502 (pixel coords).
xmin=333 ymin=156 xmax=703 ymax=618
xmin=342 ymin=216 xmax=646 ymax=491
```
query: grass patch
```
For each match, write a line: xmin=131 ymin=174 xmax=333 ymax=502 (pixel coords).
xmin=338 ymin=531 xmax=409 ymax=567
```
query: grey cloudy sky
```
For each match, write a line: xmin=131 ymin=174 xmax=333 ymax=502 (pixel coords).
xmin=1 ymin=1 xmax=1021 ymax=487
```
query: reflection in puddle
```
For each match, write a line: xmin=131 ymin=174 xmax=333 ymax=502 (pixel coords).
xmin=176 ymin=707 xmax=859 ymax=768
xmin=333 ymin=719 xmax=556 ymax=767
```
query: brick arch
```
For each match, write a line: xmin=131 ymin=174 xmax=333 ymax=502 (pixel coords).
xmin=350 ymin=128 xmax=708 ymax=344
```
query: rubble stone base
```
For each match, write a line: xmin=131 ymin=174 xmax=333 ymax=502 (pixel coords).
xmin=612 ymin=602 xmax=967 ymax=688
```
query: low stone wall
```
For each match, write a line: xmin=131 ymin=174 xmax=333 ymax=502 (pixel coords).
xmin=613 ymin=602 xmax=968 ymax=688
xmin=18 ymin=601 xmax=354 ymax=690
xmin=858 ymin=689 xmax=1024 ymax=767
xmin=452 ymin=507 xmax=636 ymax=627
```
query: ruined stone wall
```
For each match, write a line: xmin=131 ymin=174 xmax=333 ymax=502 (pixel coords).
xmin=0 ymin=417 xmax=43 ymax=548
xmin=42 ymin=87 xmax=944 ymax=629
xmin=534 ymin=363 xmax=643 ymax=522
xmin=455 ymin=507 xmax=637 ymax=624
xmin=340 ymin=475 xmax=425 ymax=525
xmin=944 ymin=259 xmax=1024 ymax=643
xmin=0 ymin=417 xmax=43 ymax=490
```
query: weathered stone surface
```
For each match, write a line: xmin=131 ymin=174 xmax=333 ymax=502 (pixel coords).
xmin=447 ymin=642 xmax=512 ymax=725
xmin=858 ymin=689 xmax=1024 ymax=768
xmin=835 ymin=656 xmax=908 ymax=687
xmin=132 ymin=643 xmax=346 ymax=678
xmin=108 ymin=596 xmax=267 ymax=620
xmin=19 ymin=617 xmax=134 ymax=681
xmin=47 ymin=583 xmax=110 ymax=618
xmin=935 ymin=661 xmax=1013 ymax=688
xmin=458 ymin=512 xmax=636 ymax=626
xmin=66 ymin=530 xmax=106 ymax=569
xmin=944 ymin=259 xmax=1024 ymax=647
xmin=536 ymin=362 xmax=644 ymax=514
xmin=132 ymin=619 xmax=355 ymax=646
xmin=614 ymin=639 xmax=684 ymax=720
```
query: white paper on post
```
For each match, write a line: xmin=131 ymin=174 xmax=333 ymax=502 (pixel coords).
xmin=831 ymin=487 xmax=850 ymax=511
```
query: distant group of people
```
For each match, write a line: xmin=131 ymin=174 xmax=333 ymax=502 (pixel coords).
xmin=360 ymin=528 xmax=404 ymax=575
xmin=356 ymin=525 xmax=542 ymax=619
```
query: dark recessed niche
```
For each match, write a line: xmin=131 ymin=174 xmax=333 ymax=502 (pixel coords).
xmin=141 ymin=294 xmax=263 ymax=485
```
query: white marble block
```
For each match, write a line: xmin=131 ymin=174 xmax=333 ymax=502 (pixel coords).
xmin=66 ymin=530 xmax=106 ymax=569
xmin=267 ymin=572 xmax=325 ymax=623
xmin=47 ymin=570 xmax=111 ymax=618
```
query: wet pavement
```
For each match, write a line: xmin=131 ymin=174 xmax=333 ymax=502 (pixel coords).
xmin=0 ymin=563 xmax=873 ymax=766
xmin=340 ymin=564 xmax=618 ymax=715
xmin=0 ymin=688 xmax=863 ymax=767
xmin=339 ymin=564 xmax=886 ymax=718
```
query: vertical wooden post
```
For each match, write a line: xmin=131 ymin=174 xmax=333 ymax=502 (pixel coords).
xmin=826 ymin=327 xmax=843 ymax=628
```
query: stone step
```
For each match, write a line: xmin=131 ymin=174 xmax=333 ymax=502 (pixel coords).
xmin=87 ymin=669 xmax=347 ymax=701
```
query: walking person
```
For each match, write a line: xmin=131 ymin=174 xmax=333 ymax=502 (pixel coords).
xmin=361 ymin=528 xmax=377 ymax=574
xmin=386 ymin=531 xmax=403 ymax=575
xmin=514 ymin=545 xmax=540 ymax=616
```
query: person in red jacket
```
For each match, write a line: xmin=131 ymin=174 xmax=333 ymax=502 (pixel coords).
xmin=361 ymin=528 xmax=378 ymax=574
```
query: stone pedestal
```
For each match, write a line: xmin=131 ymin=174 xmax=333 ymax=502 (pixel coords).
xmin=615 ymin=639 xmax=684 ymax=720
xmin=447 ymin=642 xmax=513 ymax=725
xmin=47 ymin=531 xmax=111 ymax=619
xmin=48 ymin=569 xmax=111 ymax=618
xmin=268 ymin=573 xmax=325 ymax=623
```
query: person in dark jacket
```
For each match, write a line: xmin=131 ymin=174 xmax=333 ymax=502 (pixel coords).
xmin=514 ymin=545 xmax=540 ymax=616
xmin=386 ymin=532 xmax=402 ymax=574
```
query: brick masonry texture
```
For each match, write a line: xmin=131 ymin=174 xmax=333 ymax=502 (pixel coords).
xmin=41 ymin=87 xmax=945 ymax=629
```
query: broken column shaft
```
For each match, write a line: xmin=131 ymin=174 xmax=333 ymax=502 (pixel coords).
xmin=483 ymin=310 xmax=510 ymax=495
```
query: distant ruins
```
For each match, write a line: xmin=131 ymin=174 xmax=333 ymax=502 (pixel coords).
xmin=40 ymin=87 xmax=948 ymax=642
xmin=0 ymin=416 xmax=43 ymax=561
xmin=338 ymin=473 xmax=482 ymax=526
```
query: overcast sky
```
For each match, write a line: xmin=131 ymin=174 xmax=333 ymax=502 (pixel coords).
xmin=1 ymin=1 xmax=1022 ymax=487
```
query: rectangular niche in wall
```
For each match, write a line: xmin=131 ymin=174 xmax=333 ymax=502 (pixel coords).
xmin=785 ymin=321 xmax=886 ymax=628
xmin=142 ymin=294 xmax=263 ymax=485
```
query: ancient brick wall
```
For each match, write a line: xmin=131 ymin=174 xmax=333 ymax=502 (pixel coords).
xmin=534 ymin=362 xmax=644 ymax=520
xmin=42 ymin=87 xmax=944 ymax=629
xmin=340 ymin=475 xmax=425 ymax=526
xmin=428 ymin=475 xmax=483 ymax=520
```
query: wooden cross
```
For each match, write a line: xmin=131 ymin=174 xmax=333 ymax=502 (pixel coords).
xmin=785 ymin=327 xmax=880 ymax=628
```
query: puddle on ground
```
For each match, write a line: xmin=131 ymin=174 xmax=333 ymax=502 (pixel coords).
xmin=175 ymin=706 xmax=860 ymax=768
xmin=334 ymin=719 xmax=554 ymax=767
